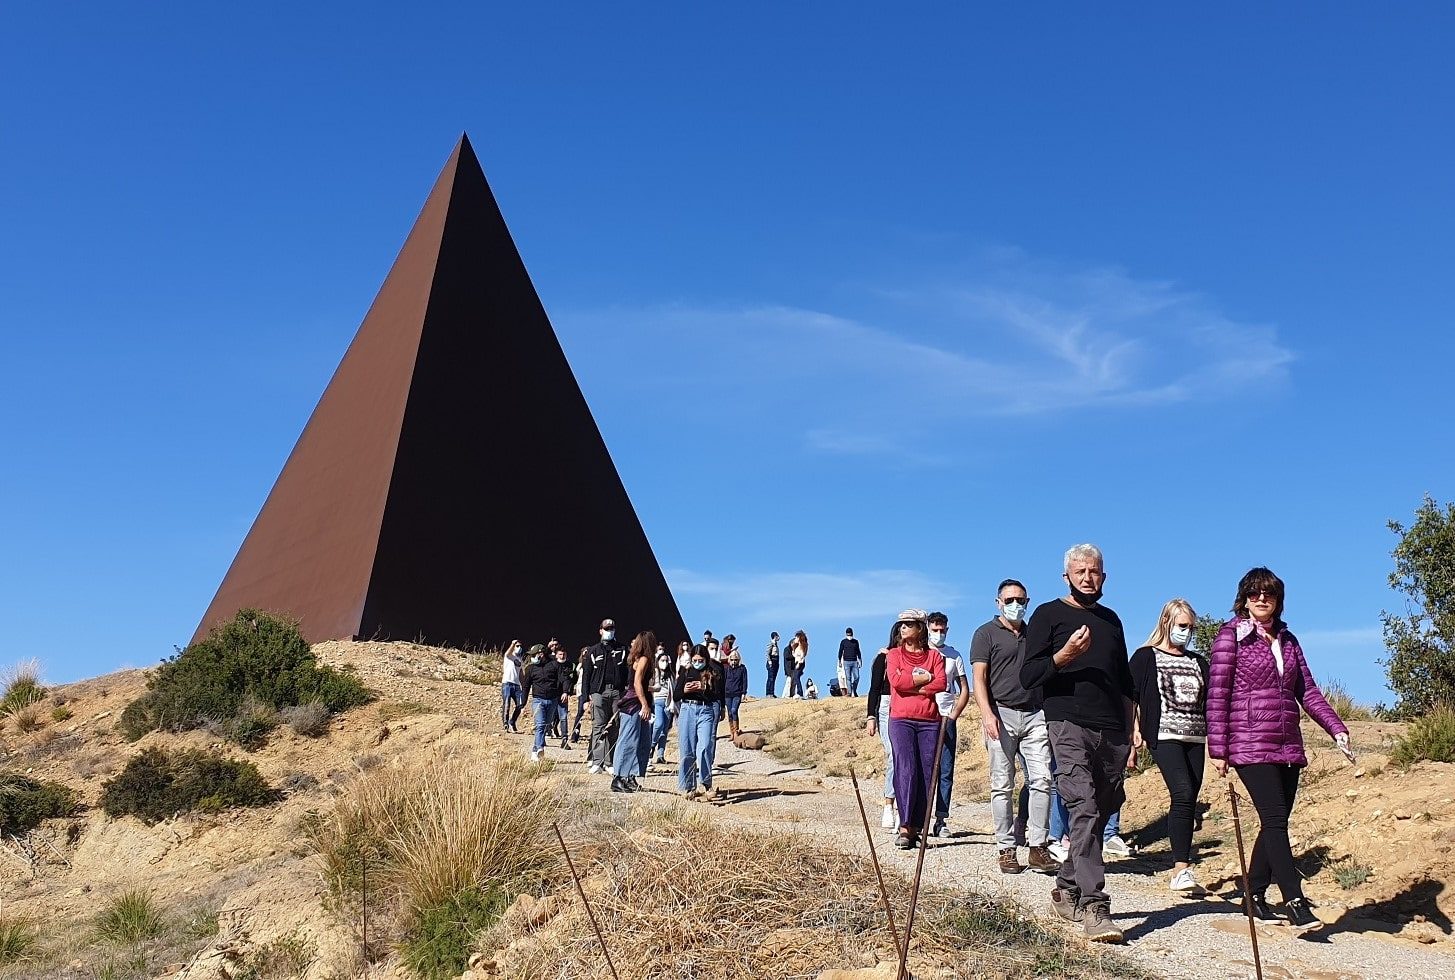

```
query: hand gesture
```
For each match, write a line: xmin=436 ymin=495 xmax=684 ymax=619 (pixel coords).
xmin=1060 ymin=625 xmax=1091 ymax=662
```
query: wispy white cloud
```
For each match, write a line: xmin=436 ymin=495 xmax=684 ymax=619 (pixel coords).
xmin=1296 ymin=627 xmax=1382 ymax=649
xmin=561 ymin=249 xmax=1294 ymax=457
xmin=667 ymin=567 xmax=960 ymax=627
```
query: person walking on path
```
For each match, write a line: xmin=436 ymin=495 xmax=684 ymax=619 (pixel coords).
xmin=886 ymin=609 xmax=947 ymax=850
xmin=611 ymin=631 xmax=657 ymax=793
xmin=581 ymin=618 xmax=628 ymax=775
xmin=785 ymin=631 xmax=808 ymax=698
xmin=501 ymin=640 xmax=525 ymax=732
xmin=552 ymin=645 xmax=576 ymax=749
xmin=520 ymin=643 xmax=570 ymax=762
xmin=865 ymin=642 xmax=897 ymax=829
xmin=838 ymin=628 xmax=863 ymax=696
xmin=1207 ymin=567 xmax=1352 ymax=930
xmin=926 ymin=612 xmax=970 ymax=838
xmin=764 ymin=631 xmax=781 ymax=697
xmin=1130 ymin=598 xmax=1210 ymax=894
xmin=650 ymin=646 xmax=675 ymax=765
xmin=723 ymin=649 xmax=748 ymax=739
xmin=1019 ymin=543 xmax=1135 ymax=943
xmin=971 ymin=579 xmax=1058 ymax=876
xmin=674 ymin=644 xmax=725 ymax=800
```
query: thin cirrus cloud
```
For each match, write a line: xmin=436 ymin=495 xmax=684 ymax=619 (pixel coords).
xmin=562 ymin=250 xmax=1295 ymax=457
xmin=667 ymin=567 xmax=960 ymax=627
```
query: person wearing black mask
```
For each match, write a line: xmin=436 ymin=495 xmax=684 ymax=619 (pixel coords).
xmin=1019 ymin=543 xmax=1135 ymax=944
xmin=581 ymin=617 xmax=629 ymax=776
xmin=520 ymin=644 xmax=570 ymax=762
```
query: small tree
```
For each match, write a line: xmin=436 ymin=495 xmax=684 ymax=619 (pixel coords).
xmin=1192 ymin=613 xmax=1226 ymax=657
xmin=1381 ymin=495 xmax=1455 ymax=718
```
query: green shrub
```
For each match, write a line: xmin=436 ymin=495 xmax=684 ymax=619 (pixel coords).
xmin=1390 ymin=704 xmax=1455 ymax=767
xmin=119 ymin=610 xmax=372 ymax=745
xmin=51 ymin=705 xmax=73 ymax=722
xmin=1 ymin=660 xmax=46 ymax=718
xmin=401 ymin=885 xmax=508 ymax=980
xmin=99 ymin=747 xmax=280 ymax=824
xmin=0 ymin=771 xmax=80 ymax=835
xmin=1331 ymin=857 xmax=1374 ymax=890
xmin=0 ymin=918 xmax=41 ymax=964
xmin=95 ymin=890 xmax=167 ymax=944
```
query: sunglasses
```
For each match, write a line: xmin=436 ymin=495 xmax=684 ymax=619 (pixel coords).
xmin=1245 ymin=590 xmax=1280 ymax=601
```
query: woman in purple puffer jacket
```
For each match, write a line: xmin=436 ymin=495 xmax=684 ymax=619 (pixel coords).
xmin=1207 ymin=567 xmax=1352 ymax=931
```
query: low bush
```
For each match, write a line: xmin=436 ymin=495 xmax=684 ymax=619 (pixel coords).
xmin=99 ymin=747 xmax=280 ymax=824
xmin=1390 ymin=704 xmax=1455 ymax=767
xmin=1320 ymin=678 xmax=1375 ymax=722
xmin=278 ymin=701 xmax=331 ymax=737
xmin=402 ymin=886 xmax=509 ymax=980
xmin=0 ymin=918 xmax=41 ymax=964
xmin=1331 ymin=857 xmax=1374 ymax=890
xmin=51 ymin=705 xmax=73 ymax=723
xmin=1 ymin=660 xmax=46 ymax=715
xmin=10 ymin=705 xmax=43 ymax=733
xmin=236 ymin=931 xmax=316 ymax=979
xmin=119 ymin=609 xmax=372 ymax=746
xmin=0 ymin=771 xmax=80 ymax=835
xmin=95 ymin=890 xmax=167 ymax=944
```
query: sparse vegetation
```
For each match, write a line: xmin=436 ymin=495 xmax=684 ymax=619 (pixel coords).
xmin=1320 ymin=678 xmax=1374 ymax=722
xmin=277 ymin=701 xmax=331 ymax=737
xmin=10 ymin=705 xmax=44 ymax=733
xmin=99 ymin=747 xmax=280 ymax=824
xmin=402 ymin=886 xmax=509 ymax=979
xmin=0 ymin=771 xmax=80 ymax=835
xmin=1332 ymin=857 xmax=1375 ymax=890
xmin=1390 ymin=704 xmax=1455 ymax=767
xmin=119 ymin=609 xmax=372 ymax=746
xmin=236 ymin=931 xmax=316 ymax=979
xmin=50 ymin=705 xmax=73 ymax=723
xmin=0 ymin=918 xmax=41 ymax=965
xmin=94 ymin=891 xmax=167 ymax=944
xmin=1 ymin=660 xmax=46 ymax=715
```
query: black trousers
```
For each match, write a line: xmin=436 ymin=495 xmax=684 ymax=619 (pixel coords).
xmin=765 ymin=660 xmax=779 ymax=696
xmin=1152 ymin=740 xmax=1204 ymax=865
xmin=1235 ymin=763 xmax=1303 ymax=901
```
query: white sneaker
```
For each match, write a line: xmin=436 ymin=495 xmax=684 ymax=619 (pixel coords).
xmin=530 ymin=748 xmax=542 ymax=762
xmin=1047 ymin=840 xmax=1069 ymax=863
xmin=587 ymin=763 xmax=602 ymax=774
xmin=1102 ymin=834 xmax=1133 ymax=858
xmin=606 ymin=766 xmax=614 ymax=776
xmin=881 ymin=804 xmax=896 ymax=829
xmin=1170 ymin=868 xmax=1203 ymax=894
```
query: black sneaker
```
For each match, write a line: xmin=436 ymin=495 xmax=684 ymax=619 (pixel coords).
xmin=625 ymin=776 xmax=640 ymax=791
xmin=610 ymin=777 xmax=633 ymax=793
xmin=1282 ymin=896 xmax=1321 ymax=931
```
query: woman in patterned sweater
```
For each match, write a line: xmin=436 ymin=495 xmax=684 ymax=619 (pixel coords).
xmin=1130 ymin=598 xmax=1209 ymax=895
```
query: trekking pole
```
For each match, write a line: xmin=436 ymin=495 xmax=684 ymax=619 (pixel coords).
xmin=1227 ymin=781 xmax=1264 ymax=980
xmin=850 ymin=765 xmax=905 ymax=966
xmin=552 ymin=821 xmax=621 ymax=980
xmin=898 ymin=715 xmax=949 ymax=980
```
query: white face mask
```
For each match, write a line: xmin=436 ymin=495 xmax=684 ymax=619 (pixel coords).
xmin=1170 ymin=626 xmax=1193 ymax=648
xmin=602 ymin=630 xmax=615 ymax=641
xmin=1002 ymin=600 xmax=1027 ymax=623
xmin=928 ymin=630 xmax=946 ymax=648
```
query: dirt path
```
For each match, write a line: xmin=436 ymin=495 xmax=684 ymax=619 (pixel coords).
xmin=523 ymin=697 xmax=1455 ymax=980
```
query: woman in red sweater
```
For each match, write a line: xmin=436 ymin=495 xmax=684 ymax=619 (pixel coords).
xmin=887 ymin=608 xmax=948 ymax=849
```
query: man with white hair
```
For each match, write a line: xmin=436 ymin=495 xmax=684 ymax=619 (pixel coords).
xmin=1019 ymin=543 xmax=1135 ymax=944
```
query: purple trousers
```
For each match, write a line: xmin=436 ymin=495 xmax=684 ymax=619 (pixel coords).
xmin=889 ymin=716 xmax=942 ymax=830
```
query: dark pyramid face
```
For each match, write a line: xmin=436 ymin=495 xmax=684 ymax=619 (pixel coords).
xmin=194 ymin=136 xmax=689 ymax=651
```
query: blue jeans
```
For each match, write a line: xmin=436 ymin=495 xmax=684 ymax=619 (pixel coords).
xmin=725 ymin=695 xmax=743 ymax=725
xmin=877 ymin=700 xmax=894 ymax=800
xmin=613 ymin=708 xmax=651 ymax=779
xmin=765 ymin=660 xmax=778 ymax=696
xmin=530 ymin=697 xmax=555 ymax=753
xmin=651 ymin=700 xmax=672 ymax=759
xmin=842 ymin=659 xmax=861 ymax=696
xmin=935 ymin=718 xmax=957 ymax=821
xmin=501 ymin=682 xmax=523 ymax=728
xmin=677 ymin=702 xmax=717 ymax=791
xmin=1049 ymin=756 xmax=1120 ymax=841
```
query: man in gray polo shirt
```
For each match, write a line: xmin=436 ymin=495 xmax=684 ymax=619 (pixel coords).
xmin=970 ymin=578 xmax=1057 ymax=876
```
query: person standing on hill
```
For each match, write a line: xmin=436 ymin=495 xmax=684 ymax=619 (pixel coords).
xmin=552 ymin=644 xmax=576 ymax=749
xmin=785 ymin=631 xmax=808 ymax=698
xmin=723 ymin=649 xmax=748 ymax=739
xmin=838 ymin=628 xmax=863 ymax=696
xmin=501 ymin=640 xmax=525 ymax=733
xmin=611 ymin=631 xmax=657 ymax=793
xmin=650 ymin=645 xmax=675 ymax=765
xmin=1207 ymin=567 xmax=1351 ymax=931
xmin=1130 ymin=598 xmax=1209 ymax=895
xmin=1019 ymin=543 xmax=1134 ymax=944
xmin=765 ymin=631 xmax=781 ymax=697
xmin=865 ymin=642 xmax=897 ymax=829
xmin=520 ymin=644 xmax=570 ymax=762
xmin=926 ymin=611 xmax=970 ymax=838
xmin=581 ymin=618 xmax=628 ymax=776
xmin=886 ymin=609 xmax=947 ymax=850
xmin=674 ymin=644 xmax=725 ymax=800
xmin=971 ymin=579 xmax=1057 ymax=876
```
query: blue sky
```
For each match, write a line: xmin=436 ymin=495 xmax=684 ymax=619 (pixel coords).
xmin=4 ymin=4 xmax=1452 ymax=704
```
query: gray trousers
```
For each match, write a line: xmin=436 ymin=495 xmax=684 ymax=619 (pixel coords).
xmin=987 ymin=705 xmax=1053 ymax=848
xmin=1047 ymin=719 xmax=1130 ymax=909
xmin=588 ymin=690 xmax=620 ymax=767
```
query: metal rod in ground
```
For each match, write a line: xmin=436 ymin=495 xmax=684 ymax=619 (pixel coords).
xmin=897 ymin=715 xmax=949 ymax=980
xmin=1227 ymin=780 xmax=1264 ymax=980
xmin=553 ymin=821 xmax=622 ymax=980
xmin=850 ymin=765 xmax=905 ymax=967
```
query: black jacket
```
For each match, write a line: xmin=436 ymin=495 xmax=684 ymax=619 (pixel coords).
xmin=521 ymin=659 xmax=571 ymax=702
xmin=579 ymin=639 xmax=628 ymax=697
xmin=865 ymin=650 xmax=889 ymax=718
xmin=1129 ymin=645 xmax=1209 ymax=749
xmin=838 ymin=637 xmax=862 ymax=662
xmin=673 ymin=662 xmax=724 ymax=704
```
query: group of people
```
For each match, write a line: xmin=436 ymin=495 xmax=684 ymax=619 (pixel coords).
xmin=864 ymin=543 xmax=1351 ymax=945
xmin=500 ymin=622 xmax=754 ymax=799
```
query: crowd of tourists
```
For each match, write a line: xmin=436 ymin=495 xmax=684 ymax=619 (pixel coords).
xmin=497 ymin=542 xmax=1352 ymax=945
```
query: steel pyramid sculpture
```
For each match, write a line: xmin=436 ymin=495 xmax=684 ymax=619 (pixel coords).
xmin=194 ymin=135 xmax=689 ymax=649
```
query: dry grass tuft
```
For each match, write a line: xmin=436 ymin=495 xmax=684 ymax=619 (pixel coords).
xmin=1321 ymin=678 xmax=1375 ymax=722
xmin=489 ymin=806 xmax=1146 ymax=980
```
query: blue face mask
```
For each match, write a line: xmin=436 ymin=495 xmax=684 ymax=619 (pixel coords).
xmin=691 ymin=659 xmax=706 ymax=670
xmin=1002 ymin=601 xmax=1027 ymax=623
xmin=602 ymin=630 xmax=615 ymax=641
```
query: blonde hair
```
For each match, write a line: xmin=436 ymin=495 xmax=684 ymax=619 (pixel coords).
xmin=1144 ymin=598 xmax=1197 ymax=650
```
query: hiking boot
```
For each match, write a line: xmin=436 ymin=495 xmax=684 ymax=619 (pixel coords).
xmin=998 ymin=848 xmax=1024 ymax=874
xmin=880 ymin=804 xmax=897 ymax=829
xmin=1170 ymin=868 xmax=1203 ymax=894
xmin=610 ymin=777 xmax=632 ymax=793
xmin=1102 ymin=834 xmax=1133 ymax=858
xmin=1082 ymin=902 xmax=1123 ymax=943
xmin=1282 ymin=896 xmax=1321 ymax=931
xmin=1026 ymin=845 xmax=1060 ymax=874
xmin=700 ymin=785 xmax=721 ymax=802
xmin=1050 ymin=887 xmax=1082 ymax=922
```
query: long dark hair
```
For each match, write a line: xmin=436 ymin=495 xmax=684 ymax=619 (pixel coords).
xmin=630 ymin=630 xmax=658 ymax=665
xmin=1233 ymin=567 xmax=1285 ymax=622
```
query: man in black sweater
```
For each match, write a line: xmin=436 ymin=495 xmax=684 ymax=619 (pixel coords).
xmin=520 ymin=644 xmax=571 ymax=762
xmin=837 ymin=627 xmax=863 ymax=696
xmin=580 ymin=617 xmax=628 ymax=775
xmin=1019 ymin=543 xmax=1134 ymax=944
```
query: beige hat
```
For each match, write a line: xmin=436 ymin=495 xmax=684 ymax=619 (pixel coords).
xmin=895 ymin=608 xmax=929 ymax=624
